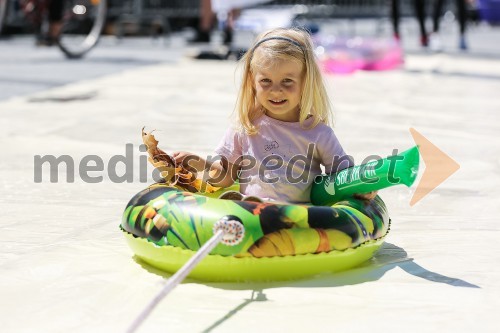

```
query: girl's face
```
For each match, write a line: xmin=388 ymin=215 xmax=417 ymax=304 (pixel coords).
xmin=252 ymin=55 xmax=304 ymax=122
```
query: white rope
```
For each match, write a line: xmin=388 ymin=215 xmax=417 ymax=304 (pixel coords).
xmin=126 ymin=219 xmax=244 ymax=333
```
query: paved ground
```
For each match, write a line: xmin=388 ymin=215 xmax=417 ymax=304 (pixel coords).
xmin=0 ymin=35 xmax=188 ymax=100
xmin=1 ymin=17 xmax=499 ymax=333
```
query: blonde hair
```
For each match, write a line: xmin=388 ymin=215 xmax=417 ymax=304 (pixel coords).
xmin=235 ymin=27 xmax=332 ymax=135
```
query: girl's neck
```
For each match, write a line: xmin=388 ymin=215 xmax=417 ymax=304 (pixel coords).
xmin=263 ymin=108 xmax=300 ymax=122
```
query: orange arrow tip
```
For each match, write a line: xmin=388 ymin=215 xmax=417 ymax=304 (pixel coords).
xmin=409 ymin=128 xmax=460 ymax=206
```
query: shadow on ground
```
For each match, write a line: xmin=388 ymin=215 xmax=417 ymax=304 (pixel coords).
xmin=133 ymin=241 xmax=480 ymax=290
xmin=133 ymin=242 xmax=479 ymax=332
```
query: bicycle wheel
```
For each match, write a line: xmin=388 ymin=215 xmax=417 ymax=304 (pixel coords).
xmin=58 ymin=0 xmax=107 ymax=59
xmin=0 ymin=0 xmax=8 ymax=35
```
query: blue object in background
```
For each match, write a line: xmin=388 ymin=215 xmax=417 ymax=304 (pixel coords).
xmin=478 ymin=0 xmax=500 ymax=23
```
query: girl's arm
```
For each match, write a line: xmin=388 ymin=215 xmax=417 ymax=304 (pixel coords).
xmin=172 ymin=151 xmax=239 ymax=188
xmin=207 ymin=157 xmax=240 ymax=188
xmin=354 ymin=191 xmax=378 ymax=200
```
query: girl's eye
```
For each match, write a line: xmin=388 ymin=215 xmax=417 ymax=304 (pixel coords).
xmin=259 ymin=79 xmax=271 ymax=86
xmin=282 ymin=79 xmax=294 ymax=86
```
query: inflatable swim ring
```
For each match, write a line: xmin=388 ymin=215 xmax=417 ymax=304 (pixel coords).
xmin=315 ymin=36 xmax=403 ymax=74
xmin=121 ymin=184 xmax=390 ymax=282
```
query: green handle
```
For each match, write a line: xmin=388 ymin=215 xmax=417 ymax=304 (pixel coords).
xmin=311 ymin=146 xmax=420 ymax=205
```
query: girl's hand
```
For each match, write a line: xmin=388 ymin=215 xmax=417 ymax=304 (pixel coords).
xmin=172 ymin=151 xmax=208 ymax=174
xmin=172 ymin=151 xmax=194 ymax=166
xmin=353 ymin=191 xmax=378 ymax=201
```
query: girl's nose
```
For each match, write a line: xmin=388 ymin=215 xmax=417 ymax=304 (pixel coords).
xmin=271 ymin=83 xmax=282 ymax=92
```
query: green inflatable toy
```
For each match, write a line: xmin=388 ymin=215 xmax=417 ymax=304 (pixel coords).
xmin=311 ymin=146 xmax=420 ymax=206
xmin=121 ymin=183 xmax=391 ymax=282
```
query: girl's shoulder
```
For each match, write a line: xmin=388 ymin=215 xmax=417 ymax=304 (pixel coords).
xmin=311 ymin=121 xmax=334 ymax=133
xmin=304 ymin=118 xmax=336 ymax=137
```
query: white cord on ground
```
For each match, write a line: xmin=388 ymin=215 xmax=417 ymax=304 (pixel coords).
xmin=126 ymin=219 xmax=244 ymax=333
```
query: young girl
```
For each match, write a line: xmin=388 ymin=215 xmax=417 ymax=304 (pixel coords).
xmin=174 ymin=28 xmax=376 ymax=203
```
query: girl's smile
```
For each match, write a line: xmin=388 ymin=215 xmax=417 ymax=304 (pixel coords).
xmin=269 ymin=99 xmax=286 ymax=105
xmin=252 ymin=54 xmax=304 ymax=122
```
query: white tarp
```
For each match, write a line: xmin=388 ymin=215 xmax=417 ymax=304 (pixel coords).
xmin=1 ymin=31 xmax=499 ymax=332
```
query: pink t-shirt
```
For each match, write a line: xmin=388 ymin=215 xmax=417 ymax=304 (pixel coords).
xmin=214 ymin=114 xmax=350 ymax=203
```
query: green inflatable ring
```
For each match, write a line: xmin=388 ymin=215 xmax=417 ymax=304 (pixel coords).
xmin=121 ymin=184 xmax=390 ymax=282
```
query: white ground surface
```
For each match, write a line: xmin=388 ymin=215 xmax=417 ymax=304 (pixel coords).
xmin=1 ymin=39 xmax=500 ymax=332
